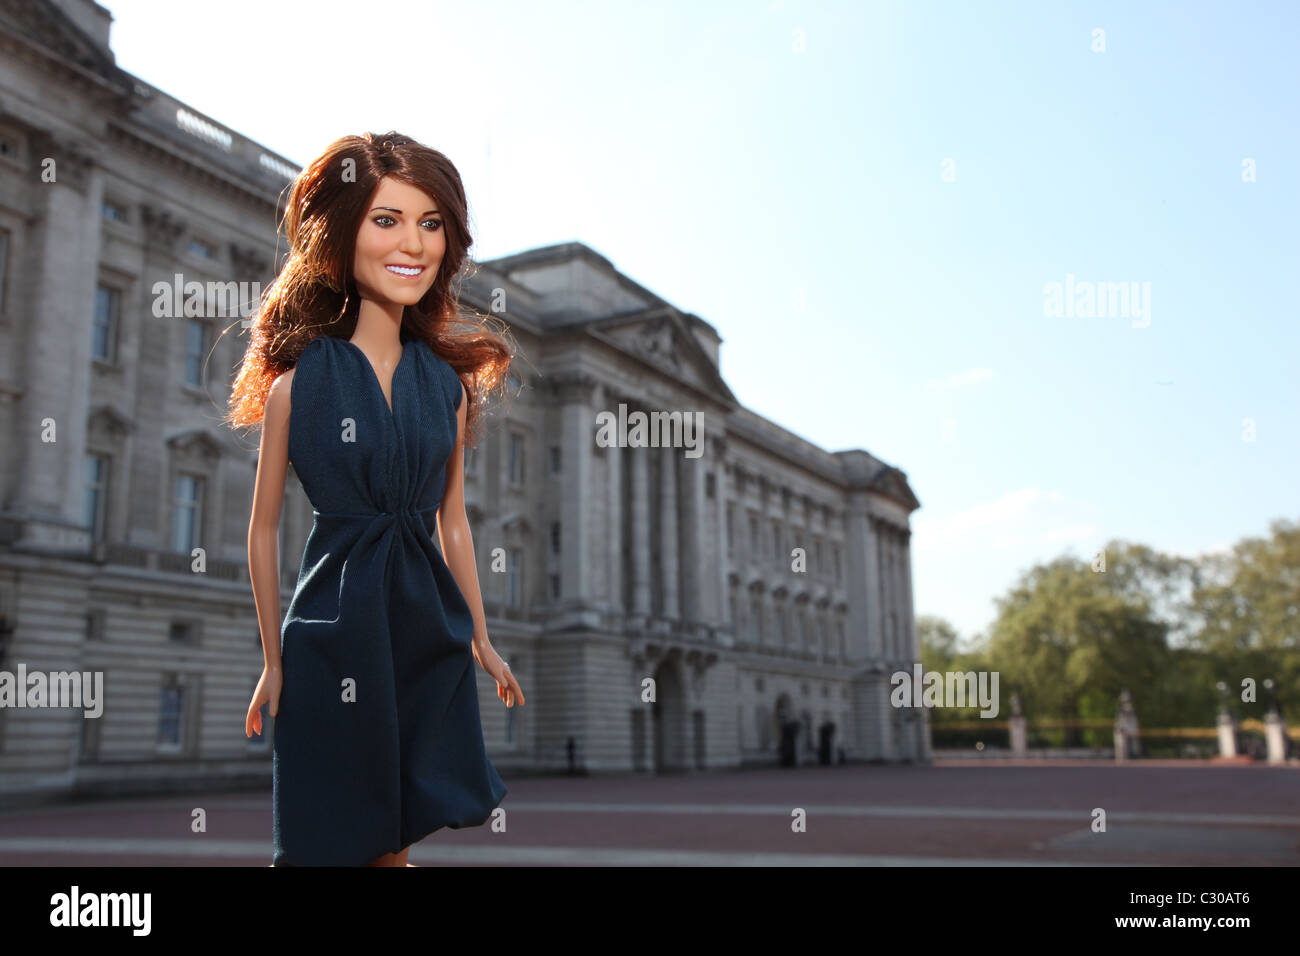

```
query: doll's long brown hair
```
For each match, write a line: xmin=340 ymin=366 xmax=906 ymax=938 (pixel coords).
xmin=224 ymin=131 xmax=513 ymax=447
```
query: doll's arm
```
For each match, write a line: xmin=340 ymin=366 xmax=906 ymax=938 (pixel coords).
xmin=437 ymin=381 xmax=491 ymax=651
xmin=437 ymin=382 xmax=524 ymax=708
xmin=248 ymin=368 xmax=294 ymax=673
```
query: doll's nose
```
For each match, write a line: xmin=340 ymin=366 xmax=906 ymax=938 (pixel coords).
xmin=397 ymin=224 xmax=424 ymax=255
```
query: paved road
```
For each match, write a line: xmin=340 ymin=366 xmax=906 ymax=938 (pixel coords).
xmin=2 ymin=761 xmax=1296 ymax=866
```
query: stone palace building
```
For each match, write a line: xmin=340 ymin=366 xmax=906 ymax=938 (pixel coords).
xmin=0 ymin=0 xmax=926 ymax=802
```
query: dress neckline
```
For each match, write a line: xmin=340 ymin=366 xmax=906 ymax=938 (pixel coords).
xmin=337 ymin=337 xmax=410 ymax=421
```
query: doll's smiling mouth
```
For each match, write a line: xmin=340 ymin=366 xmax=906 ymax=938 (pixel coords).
xmin=386 ymin=264 xmax=426 ymax=278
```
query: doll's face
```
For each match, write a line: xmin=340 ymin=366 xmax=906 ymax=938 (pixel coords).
xmin=351 ymin=176 xmax=445 ymax=307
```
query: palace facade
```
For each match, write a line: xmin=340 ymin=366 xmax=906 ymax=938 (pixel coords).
xmin=0 ymin=0 xmax=926 ymax=802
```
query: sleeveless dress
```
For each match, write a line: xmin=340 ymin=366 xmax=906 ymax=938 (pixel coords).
xmin=271 ymin=332 xmax=507 ymax=866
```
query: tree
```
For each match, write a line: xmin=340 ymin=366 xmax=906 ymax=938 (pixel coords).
xmin=917 ymin=615 xmax=960 ymax=673
xmin=985 ymin=554 xmax=1169 ymax=745
xmin=927 ymin=520 xmax=1299 ymax=743
xmin=1191 ymin=518 xmax=1300 ymax=715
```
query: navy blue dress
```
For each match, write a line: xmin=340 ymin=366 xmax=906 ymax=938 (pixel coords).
xmin=272 ymin=332 xmax=507 ymax=866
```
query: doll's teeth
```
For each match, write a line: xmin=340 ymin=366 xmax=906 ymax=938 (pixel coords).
xmin=387 ymin=265 xmax=422 ymax=276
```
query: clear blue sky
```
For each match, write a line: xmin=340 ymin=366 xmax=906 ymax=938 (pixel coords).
xmin=103 ymin=0 xmax=1299 ymax=644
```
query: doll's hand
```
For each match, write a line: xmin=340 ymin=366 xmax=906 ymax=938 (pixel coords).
xmin=474 ymin=642 xmax=525 ymax=708
xmin=246 ymin=665 xmax=282 ymax=737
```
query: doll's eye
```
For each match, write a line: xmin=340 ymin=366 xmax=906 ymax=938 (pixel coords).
xmin=421 ymin=218 xmax=442 ymax=231
xmin=373 ymin=215 xmax=396 ymax=227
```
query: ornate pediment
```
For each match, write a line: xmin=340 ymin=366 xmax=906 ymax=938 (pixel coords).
xmin=499 ymin=512 xmax=532 ymax=535
xmin=867 ymin=466 xmax=921 ymax=512
xmin=165 ymin=429 xmax=226 ymax=462
xmin=633 ymin=316 xmax=684 ymax=372
xmin=591 ymin=310 xmax=737 ymax=404
xmin=87 ymin=404 xmax=133 ymax=441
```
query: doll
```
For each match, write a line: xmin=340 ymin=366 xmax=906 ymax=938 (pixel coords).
xmin=224 ymin=131 xmax=525 ymax=867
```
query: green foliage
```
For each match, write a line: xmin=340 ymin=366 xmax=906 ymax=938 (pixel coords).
xmin=927 ymin=519 xmax=1299 ymax=737
xmin=918 ymin=615 xmax=960 ymax=672
xmin=1191 ymin=519 xmax=1300 ymax=709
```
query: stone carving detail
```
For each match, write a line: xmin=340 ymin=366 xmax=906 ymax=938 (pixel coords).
xmin=87 ymin=405 xmax=133 ymax=442
xmin=634 ymin=318 xmax=682 ymax=372
xmin=166 ymin=429 xmax=223 ymax=463
xmin=141 ymin=203 xmax=185 ymax=252
xmin=229 ymin=243 xmax=270 ymax=278
xmin=548 ymin=371 xmax=597 ymax=405
xmin=27 ymin=130 xmax=96 ymax=193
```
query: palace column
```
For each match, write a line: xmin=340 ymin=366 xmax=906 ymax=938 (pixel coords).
xmin=558 ymin=373 xmax=596 ymax=604
xmin=629 ymin=442 xmax=651 ymax=616
xmin=605 ymin=392 xmax=623 ymax=611
xmin=9 ymin=137 xmax=102 ymax=551
xmin=680 ymin=443 xmax=706 ymax=627
xmin=712 ymin=438 xmax=729 ymax=630
xmin=660 ymin=447 xmax=679 ymax=621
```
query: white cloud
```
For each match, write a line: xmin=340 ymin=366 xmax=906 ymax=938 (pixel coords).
xmin=988 ymin=525 xmax=1100 ymax=551
xmin=912 ymin=489 xmax=1102 ymax=640
xmin=912 ymin=487 xmax=1073 ymax=552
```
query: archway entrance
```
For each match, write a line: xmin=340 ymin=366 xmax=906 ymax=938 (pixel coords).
xmin=651 ymin=657 xmax=687 ymax=772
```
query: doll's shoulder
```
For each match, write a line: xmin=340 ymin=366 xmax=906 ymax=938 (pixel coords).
xmin=300 ymin=335 xmax=332 ymax=359
xmin=264 ymin=365 xmax=295 ymax=425
xmin=269 ymin=337 xmax=330 ymax=410
xmin=290 ymin=336 xmax=332 ymax=379
xmin=271 ymin=365 xmax=296 ymax=391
